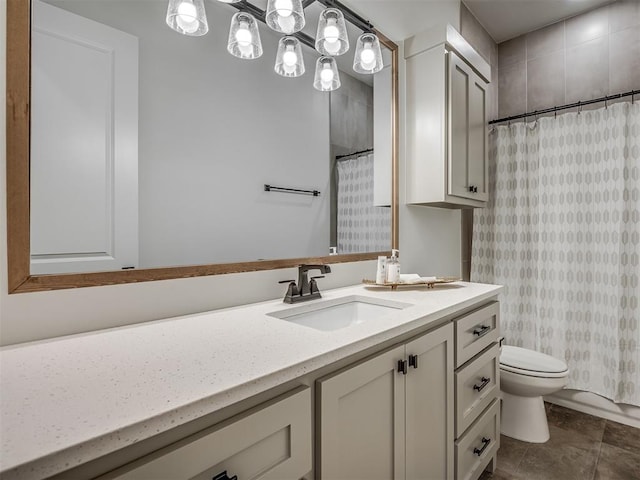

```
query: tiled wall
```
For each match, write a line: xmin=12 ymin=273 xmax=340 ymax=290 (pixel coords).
xmin=460 ymin=3 xmax=499 ymax=121
xmin=459 ymin=3 xmax=498 ymax=281
xmin=498 ymin=0 xmax=640 ymax=119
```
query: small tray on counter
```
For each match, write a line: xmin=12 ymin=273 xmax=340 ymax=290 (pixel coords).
xmin=362 ymin=277 xmax=461 ymax=290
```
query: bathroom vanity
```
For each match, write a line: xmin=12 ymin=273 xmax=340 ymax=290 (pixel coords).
xmin=0 ymin=282 xmax=501 ymax=480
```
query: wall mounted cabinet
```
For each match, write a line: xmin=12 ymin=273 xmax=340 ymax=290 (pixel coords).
xmin=405 ymin=25 xmax=490 ymax=209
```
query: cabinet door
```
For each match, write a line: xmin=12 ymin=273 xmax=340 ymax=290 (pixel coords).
xmin=405 ymin=323 xmax=454 ymax=480
xmin=468 ymin=72 xmax=488 ymax=202
xmin=318 ymin=346 xmax=406 ymax=480
xmin=447 ymin=51 xmax=488 ymax=202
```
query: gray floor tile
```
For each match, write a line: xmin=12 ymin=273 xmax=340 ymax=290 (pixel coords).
xmin=547 ymin=404 xmax=606 ymax=442
xmin=508 ymin=423 xmax=600 ymax=480
xmin=602 ymin=420 xmax=640 ymax=455
xmin=479 ymin=468 xmax=520 ymax=480
xmin=594 ymin=443 xmax=640 ymax=480
xmin=496 ymin=435 xmax=529 ymax=474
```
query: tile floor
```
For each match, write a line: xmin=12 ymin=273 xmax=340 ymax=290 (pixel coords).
xmin=479 ymin=403 xmax=640 ymax=480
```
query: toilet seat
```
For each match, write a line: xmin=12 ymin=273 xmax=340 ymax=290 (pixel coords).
xmin=500 ymin=345 xmax=568 ymax=378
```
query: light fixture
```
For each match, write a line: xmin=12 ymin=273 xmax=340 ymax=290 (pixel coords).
xmin=353 ymin=32 xmax=383 ymax=74
xmin=227 ymin=12 xmax=263 ymax=60
xmin=266 ymin=0 xmax=306 ymax=34
xmin=315 ymin=8 xmax=349 ymax=56
xmin=275 ymin=37 xmax=305 ymax=77
xmin=166 ymin=0 xmax=208 ymax=36
xmin=313 ymin=56 xmax=340 ymax=91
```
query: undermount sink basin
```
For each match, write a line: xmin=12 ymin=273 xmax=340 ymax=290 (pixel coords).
xmin=267 ymin=295 xmax=413 ymax=331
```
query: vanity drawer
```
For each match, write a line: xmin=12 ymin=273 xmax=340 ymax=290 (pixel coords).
xmin=455 ymin=343 xmax=500 ymax=437
xmin=106 ymin=386 xmax=311 ymax=480
xmin=455 ymin=399 xmax=500 ymax=480
xmin=455 ymin=302 xmax=500 ymax=368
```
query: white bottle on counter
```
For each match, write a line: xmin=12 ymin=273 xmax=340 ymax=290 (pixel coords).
xmin=376 ymin=256 xmax=388 ymax=284
xmin=386 ymin=249 xmax=401 ymax=283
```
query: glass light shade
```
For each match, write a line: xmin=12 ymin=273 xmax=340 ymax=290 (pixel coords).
xmin=166 ymin=0 xmax=208 ymax=36
xmin=313 ymin=56 xmax=341 ymax=91
xmin=266 ymin=0 xmax=305 ymax=34
xmin=315 ymin=8 xmax=349 ymax=56
xmin=353 ymin=33 xmax=383 ymax=74
xmin=275 ymin=37 xmax=305 ymax=77
xmin=227 ymin=12 xmax=263 ymax=60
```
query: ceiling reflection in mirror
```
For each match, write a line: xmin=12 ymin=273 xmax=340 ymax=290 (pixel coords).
xmin=29 ymin=0 xmax=394 ymax=275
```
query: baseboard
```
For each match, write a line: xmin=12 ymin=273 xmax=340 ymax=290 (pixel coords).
xmin=544 ymin=390 xmax=640 ymax=428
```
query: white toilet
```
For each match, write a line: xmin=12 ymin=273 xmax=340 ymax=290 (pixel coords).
xmin=499 ymin=346 xmax=569 ymax=443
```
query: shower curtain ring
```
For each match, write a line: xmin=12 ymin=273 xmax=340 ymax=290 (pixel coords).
xmin=578 ymin=101 xmax=582 ymax=114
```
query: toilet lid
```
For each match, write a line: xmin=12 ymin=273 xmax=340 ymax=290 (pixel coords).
xmin=500 ymin=346 xmax=568 ymax=377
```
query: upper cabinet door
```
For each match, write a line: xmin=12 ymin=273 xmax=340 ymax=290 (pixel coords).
xmin=30 ymin=0 xmax=139 ymax=274
xmin=447 ymin=51 xmax=488 ymax=202
xmin=468 ymin=73 xmax=489 ymax=202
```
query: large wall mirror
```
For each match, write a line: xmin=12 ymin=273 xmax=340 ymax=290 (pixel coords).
xmin=6 ymin=0 xmax=398 ymax=293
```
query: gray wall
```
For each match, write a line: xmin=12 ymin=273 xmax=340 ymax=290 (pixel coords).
xmin=52 ymin=0 xmax=331 ymax=267
xmin=498 ymin=0 xmax=640 ymax=119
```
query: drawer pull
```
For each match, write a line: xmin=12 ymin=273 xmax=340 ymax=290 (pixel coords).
xmin=408 ymin=354 xmax=419 ymax=369
xmin=473 ymin=377 xmax=491 ymax=392
xmin=398 ymin=359 xmax=408 ymax=375
xmin=472 ymin=325 xmax=491 ymax=337
xmin=473 ymin=437 xmax=491 ymax=456
xmin=213 ymin=471 xmax=237 ymax=480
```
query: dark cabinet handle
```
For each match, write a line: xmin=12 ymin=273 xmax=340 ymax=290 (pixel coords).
xmin=473 ymin=437 xmax=491 ymax=456
xmin=408 ymin=354 xmax=419 ymax=369
xmin=473 ymin=377 xmax=491 ymax=392
xmin=213 ymin=471 xmax=237 ymax=480
xmin=468 ymin=185 xmax=479 ymax=193
xmin=473 ymin=325 xmax=491 ymax=337
xmin=397 ymin=359 xmax=408 ymax=375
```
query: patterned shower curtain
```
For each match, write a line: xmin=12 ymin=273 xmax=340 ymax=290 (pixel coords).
xmin=472 ymin=102 xmax=640 ymax=406
xmin=336 ymin=153 xmax=391 ymax=254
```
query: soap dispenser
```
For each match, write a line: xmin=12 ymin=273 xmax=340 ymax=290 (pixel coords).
xmin=386 ymin=249 xmax=401 ymax=283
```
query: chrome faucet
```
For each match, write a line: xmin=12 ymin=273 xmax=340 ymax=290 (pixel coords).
xmin=279 ymin=264 xmax=332 ymax=303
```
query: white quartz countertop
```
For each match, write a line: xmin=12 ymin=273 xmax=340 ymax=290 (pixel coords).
xmin=0 ymin=282 xmax=502 ymax=478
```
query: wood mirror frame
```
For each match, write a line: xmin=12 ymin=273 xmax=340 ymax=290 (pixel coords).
xmin=5 ymin=0 xmax=398 ymax=293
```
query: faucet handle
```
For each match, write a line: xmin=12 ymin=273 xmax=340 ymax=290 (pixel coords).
xmin=309 ymin=276 xmax=325 ymax=294
xmin=280 ymin=279 xmax=299 ymax=302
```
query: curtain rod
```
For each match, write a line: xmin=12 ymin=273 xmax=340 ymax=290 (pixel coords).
xmin=335 ymin=148 xmax=373 ymax=160
xmin=489 ymin=89 xmax=639 ymax=125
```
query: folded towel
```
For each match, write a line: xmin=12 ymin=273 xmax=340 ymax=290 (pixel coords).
xmin=420 ymin=276 xmax=437 ymax=282
xmin=399 ymin=274 xmax=423 ymax=284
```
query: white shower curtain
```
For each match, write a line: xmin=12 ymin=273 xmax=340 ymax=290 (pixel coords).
xmin=472 ymin=102 xmax=640 ymax=406
xmin=336 ymin=153 xmax=391 ymax=254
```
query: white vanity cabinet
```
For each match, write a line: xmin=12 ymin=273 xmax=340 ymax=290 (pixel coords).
xmin=317 ymin=322 xmax=454 ymax=480
xmin=103 ymin=387 xmax=312 ymax=480
xmin=453 ymin=302 xmax=501 ymax=480
xmin=405 ymin=25 xmax=490 ymax=209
